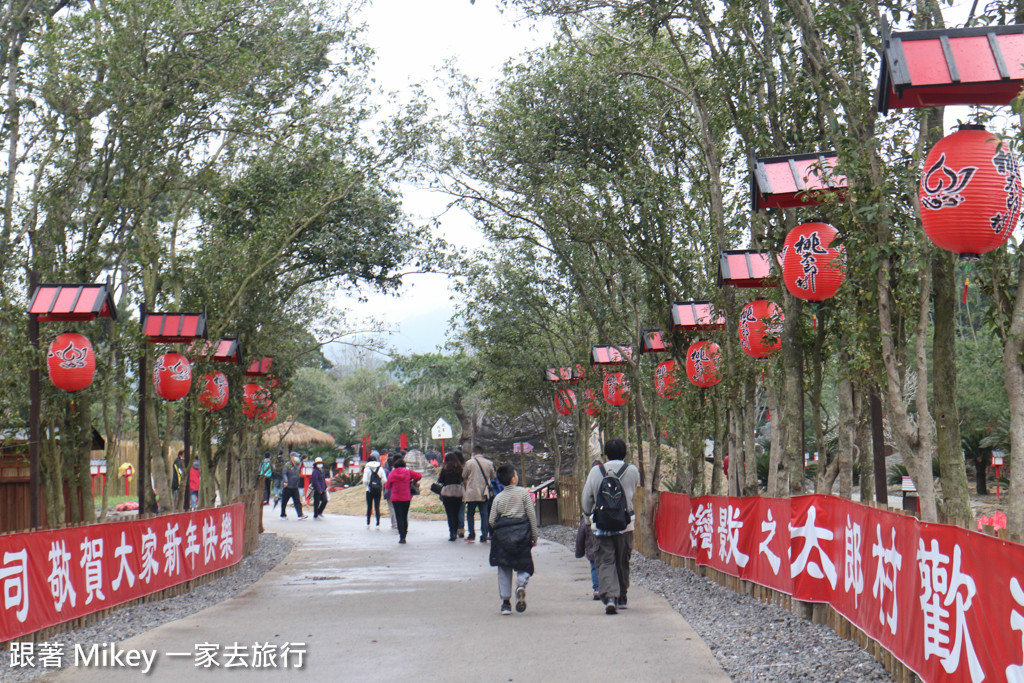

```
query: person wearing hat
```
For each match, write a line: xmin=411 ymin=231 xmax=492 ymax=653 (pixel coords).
xmin=280 ymin=452 xmax=308 ymax=520
xmin=311 ymin=456 xmax=329 ymax=520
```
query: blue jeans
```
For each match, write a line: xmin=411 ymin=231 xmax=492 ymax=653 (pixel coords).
xmin=466 ymin=500 xmax=490 ymax=539
xmin=589 ymin=560 xmax=599 ymax=592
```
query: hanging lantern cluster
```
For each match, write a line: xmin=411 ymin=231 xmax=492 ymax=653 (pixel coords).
xmin=199 ymin=371 xmax=229 ymax=411
xmin=919 ymin=126 xmax=1022 ymax=259
xmin=153 ymin=352 xmax=192 ymax=401
xmin=739 ymin=299 xmax=784 ymax=359
xmin=553 ymin=388 xmax=576 ymax=416
xmin=654 ymin=360 xmax=681 ymax=399
xmin=686 ymin=341 xmax=721 ymax=388
xmin=47 ymin=332 xmax=96 ymax=392
xmin=781 ymin=222 xmax=846 ymax=301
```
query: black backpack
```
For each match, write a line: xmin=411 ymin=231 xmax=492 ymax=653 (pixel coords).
xmin=368 ymin=467 xmax=383 ymax=494
xmin=592 ymin=462 xmax=631 ymax=531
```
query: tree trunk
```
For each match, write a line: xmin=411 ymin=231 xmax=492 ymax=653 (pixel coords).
xmin=712 ymin=397 xmax=725 ymax=495
xmin=835 ymin=363 xmax=856 ymax=499
xmin=743 ymin=381 xmax=758 ymax=495
xmin=766 ymin=380 xmax=783 ymax=497
xmin=857 ymin=392 xmax=874 ymax=504
xmin=782 ymin=290 xmax=805 ymax=495
xmin=1004 ymin=253 xmax=1024 ymax=541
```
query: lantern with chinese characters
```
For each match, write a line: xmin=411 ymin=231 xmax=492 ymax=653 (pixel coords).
xmin=153 ymin=352 xmax=192 ymax=401
xmin=919 ymin=126 xmax=1022 ymax=258
xmin=47 ymin=332 xmax=96 ymax=392
xmin=686 ymin=341 xmax=722 ymax=388
xmin=654 ymin=360 xmax=681 ymax=399
xmin=738 ymin=299 xmax=783 ymax=358
xmin=554 ymin=388 xmax=576 ymax=416
xmin=782 ymin=222 xmax=846 ymax=301
xmin=583 ymin=389 xmax=601 ymax=417
xmin=198 ymin=372 xmax=229 ymax=411
xmin=243 ymin=383 xmax=275 ymax=421
xmin=602 ymin=372 xmax=629 ymax=406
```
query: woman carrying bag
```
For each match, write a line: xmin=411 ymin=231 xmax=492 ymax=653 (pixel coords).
xmin=435 ymin=454 xmax=465 ymax=541
xmin=383 ymin=455 xmax=421 ymax=544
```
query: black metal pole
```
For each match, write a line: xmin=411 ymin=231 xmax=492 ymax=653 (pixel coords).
xmin=138 ymin=303 xmax=147 ymax=513
xmin=871 ymin=387 xmax=887 ymax=505
xmin=28 ymin=270 xmax=40 ymax=528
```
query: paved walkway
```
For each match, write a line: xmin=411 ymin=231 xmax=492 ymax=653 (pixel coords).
xmin=43 ymin=509 xmax=729 ymax=682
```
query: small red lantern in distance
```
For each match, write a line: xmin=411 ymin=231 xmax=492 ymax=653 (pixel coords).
xmin=554 ymin=388 xmax=576 ymax=416
xmin=654 ymin=360 xmax=681 ymax=399
xmin=739 ymin=299 xmax=784 ymax=359
xmin=603 ymin=372 xmax=629 ymax=406
xmin=47 ymin=332 xmax=96 ymax=392
xmin=153 ymin=352 xmax=192 ymax=401
xmin=199 ymin=372 xmax=229 ymax=411
xmin=584 ymin=389 xmax=600 ymax=417
xmin=686 ymin=341 xmax=722 ymax=388
xmin=782 ymin=222 xmax=846 ymax=301
xmin=919 ymin=126 xmax=1022 ymax=258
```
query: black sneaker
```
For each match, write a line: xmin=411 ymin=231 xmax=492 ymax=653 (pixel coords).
xmin=501 ymin=600 xmax=512 ymax=615
xmin=515 ymin=586 xmax=527 ymax=613
xmin=617 ymin=596 xmax=628 ymax=610
xmin=593 ymin=591 xmax=601 ymax=601
xmin=605 ymin=599 xmax=618 ymax=615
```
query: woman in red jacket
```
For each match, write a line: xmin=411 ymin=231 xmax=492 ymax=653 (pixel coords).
xmin=383 ymin=455 xmax=421 ymax=544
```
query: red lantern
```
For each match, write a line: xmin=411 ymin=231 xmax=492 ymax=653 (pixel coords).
xmin=602 ymin=372 xmax=629 ymax=406
xmin=261 ymin=401 xmax=277 ymax=423
xmin=583 ymin=389 xmax=601 ymax=417
xmin=153 ymin=352 xmax=192 ymax=401
xmin=739 ymin=299 xmax=783 ymax=358
xmin=198 ymin=372 xmax=229 ymax=411
xmin=781 ymin=222 xmax=846 ymax=301
xmin=243 ymin=383 xmax=275 ymax=421
xmin=686 ymin=341 xmax=722 ymax=388
xmin=554 ymin=388 xmax=576 ymax=416
xmin=919 ymin=126 xmax=1022 ymax=258
xmin=654 ymin=360 xmax=681 ymax=399
xmin=47 ymin=332 xmax=95 ymax=392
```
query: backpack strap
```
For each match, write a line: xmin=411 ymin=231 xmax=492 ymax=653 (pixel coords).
xmin=598 ymin=463 xmax=608 ymax=477
xmin=616 ymin=462 xmax=629 ymax=478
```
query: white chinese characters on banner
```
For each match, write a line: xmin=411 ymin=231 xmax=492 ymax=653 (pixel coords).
xmin=871 ymin=524 xmax=902 ymax=636
xmin=47 ymin=541 xmax=77 ymax=611
xmin=112 ymin=531 xmax=136 ymax=591
xmin=139 ymin=528 xmax=160 ymax=584
xmin=0 ymin=549 xmax=29 ymax=622
xmin=688 ymin=503 xmax=714 ymax=560
xmin=1006 ymin=577 xmax=1024 ymax=682
xmin=917 ymin=540 xmax=984 ymax=682
xmin=184 ymin=521 xmax=201 ymax=570
xmin=758 ymin=509 xmax=781 ymax=575
xmin=717 ymin=505 xmax=749 ymax=567
xmin=789 ymin=505 xmax=837 ymax=589
xmin=203 ymin=517 xmax=218 ymax=564
xmin=220 ymin=513 xmax=234 ymax=559
xmin=79 ymin=538 xmax=105 ymax=605
xmin=163 ymin=523 xmax=183 ymax=577
xmin=844 ymin=516 xmax=864 ymax=608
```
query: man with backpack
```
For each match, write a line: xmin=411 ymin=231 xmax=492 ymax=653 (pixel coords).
xmin=363 ymin=453 xmax=387 ymax=527
xmin=581 ymin=439 xmax=640 ymax=615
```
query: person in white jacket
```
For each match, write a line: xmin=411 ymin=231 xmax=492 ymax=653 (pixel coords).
xmin=362 ymin=453 xmax=388 ymax=527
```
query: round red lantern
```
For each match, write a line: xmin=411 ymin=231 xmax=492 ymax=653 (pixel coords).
xmin=686 ymin=341 xmax=722 ymax=388
xmin=198 ymin=372 xmax=229 ymax=411
xmin=243 ymin=383 xmax=274 ymax=420
xmin=919 ymin=126 xmax=1022 ymax=258
xmin=583 ymin=389 xmax=601 ymax=417
xmin=554 ymin=388 xmax=576 ymax=416
xmin=260 ymin=401 xmax=277 ymax=423
xmin=603 ymin=372 xmax=629 ymax=406
xmin=47 ymin=332 xmax=96 ymax=392
xmin=153 ymin=352 xmax=192 ymax=401
xmin=654 ymin=360 xmax=681 ymax=399
xmin=782 ymin=222 xmax=846 ymax=301
xmin=739 ymin=299 xmax=783 ymax=358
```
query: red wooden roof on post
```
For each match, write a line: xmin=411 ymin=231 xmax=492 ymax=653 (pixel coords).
xmin=29 ymin=284 xmax=117 ymax=322
xmin=751 ymin=151 xmax=846 ymax=211
xmin=213 ymin=338 xmax=241 ymax=363
xmin=245 ymin=357 xmax=273 ymax=377
xmin=143 ymin=312 xmax=207 ymax=343
xmin=590 ymin=345 xmax=632 ymax=366
xmin=671 ymin=301 xmax=726 ymax=331
xmin=545 ymin=367 xmax=578 ymax=383
xmin=877 ymin=19 xmax=1024 ymax=113
xmin=639 ymin=330 xmax=669 ymax=354
xmin=718 ymin=250 xmax=777 ymax=288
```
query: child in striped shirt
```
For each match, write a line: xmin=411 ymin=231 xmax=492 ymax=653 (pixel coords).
xmin=488 ymin=465 xmax=538 ymax=615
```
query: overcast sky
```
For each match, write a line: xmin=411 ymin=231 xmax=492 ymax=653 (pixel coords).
xmin=329 ymin=1 xmax=551 ymax=358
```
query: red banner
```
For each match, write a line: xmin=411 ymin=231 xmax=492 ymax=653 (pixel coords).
xmin=0 ymin=504 xmax=244 ymax=642
xmin=656 ymin=493 xmax=1024 ymax=682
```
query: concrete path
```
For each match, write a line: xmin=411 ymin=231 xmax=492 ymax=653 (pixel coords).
xmin=42 ymin=509 xmax=730 ymax=682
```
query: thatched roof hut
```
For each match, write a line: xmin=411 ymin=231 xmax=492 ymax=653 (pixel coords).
xmin=261 ymin=418 xmax=335 ymax=448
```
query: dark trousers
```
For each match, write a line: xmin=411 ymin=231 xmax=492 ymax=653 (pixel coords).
xmin=466 ymin=500 xmax=490 ymax=539
xmin=595 ymin=531 xmax=633 ymax=601
xmin=441 ymin=497 xmax=462 ymax=539
xmin=280 ymin=487 xmax=303 ymax=517
xmin=313 ymin=490 xmax=327 ymax=518
xmin=393 ymin=500 xmax=411 ymax=540
xmin=366 ymin=490 xmax=382 ymax=524
xmin=263 ymin=478 xmax=271 ymax=503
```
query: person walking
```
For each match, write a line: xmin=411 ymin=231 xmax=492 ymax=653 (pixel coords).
xmin=575 ymin=515 xmax=600 ymax=601
xmin=463 ymin=446 xmax=496 ymax=543
xmin=581 ymin=439 xmax=639 ymax=614
xmin=437 ymin=453 xmax=465 ymax=541
xmin=488 ymin=465 xmax=537 ymax=615
xmin=271 ymin=453 xmax=284 ymax=509
xmin=259 ymin=453 xmax=273 ymax=505
xmin=381 ymin=452 xmax=398 ymax=529
xmin=383 ymin=454 xmax=421 ymax=544
xmin=362 ymin=453 xmax=387 ymax=527
xmin=188 ymin=459 xmax=201 ymax=510
xmin=280 ymin=452 xmax=308 ymax=520
xmin=171 ymin=451 xmax=185 ymax=511
xmin=311 ymin=457 xmax=328 ymax=519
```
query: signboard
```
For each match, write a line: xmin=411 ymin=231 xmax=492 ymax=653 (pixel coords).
xmin=90 ymin=458 xmax=107 ymax=475
xmin=430 ymin=418 xmax=452 ymax=440
xmin=513 ymin=442 xmax=534 ymax=454
xmin=300 ymin=462 xmax=313 ymax=476
xmin=993 ymin=450 xmax=1005 ymax=467
xmin=901 ymin=475 xmax=916 ymax=492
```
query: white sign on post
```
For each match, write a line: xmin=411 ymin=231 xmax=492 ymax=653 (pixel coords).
xmin=431 ymin=418 xmax=453 ymax=440
xmin=993 ymin=450 xmax=1005 ymax=467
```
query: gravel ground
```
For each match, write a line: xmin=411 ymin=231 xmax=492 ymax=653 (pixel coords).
xmin=0 ymin=533 xmax=292 ymax=683
xmin=539 ymin=525 xmax=892 ymax=683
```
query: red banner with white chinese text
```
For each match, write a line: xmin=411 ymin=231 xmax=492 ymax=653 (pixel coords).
xmin=655 ymin=493 xmax=1024 ymax=682
xmin=0 ymin=504 xmax=244 ymax=642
